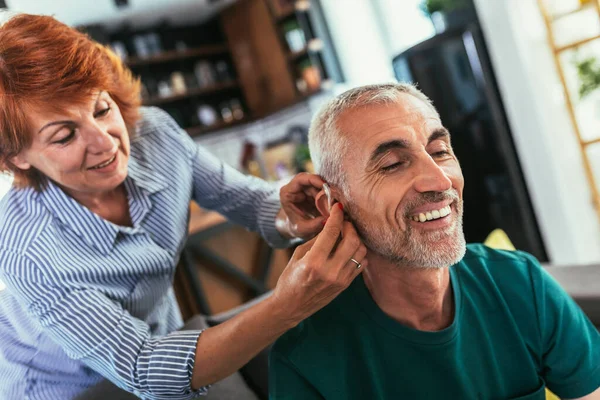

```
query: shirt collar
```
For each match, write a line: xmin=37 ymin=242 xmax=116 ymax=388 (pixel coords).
xmin=126 ymin=137 xmax=169 ymax=195
xmin=38 ymin=180 xmax=119 ymax=255
xmin=37 ymin=134 xmax=169 ymax=254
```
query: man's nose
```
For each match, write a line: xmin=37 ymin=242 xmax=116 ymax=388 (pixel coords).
xmin=413 ymin=155 xmax=452 ymax=193
xmin=83 ymin=123 xmax=115 ymax=154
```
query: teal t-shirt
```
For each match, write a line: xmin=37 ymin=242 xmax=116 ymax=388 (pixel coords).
xmin=269 ymin=244 xmax=600 ymax=399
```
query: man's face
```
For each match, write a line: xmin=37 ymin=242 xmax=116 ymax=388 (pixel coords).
xmin=337 ymin=94 xmax=466 ymax=268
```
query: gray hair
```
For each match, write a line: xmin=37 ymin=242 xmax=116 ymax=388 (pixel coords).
xmin=308 ymin=82 xmax=435 ymax=197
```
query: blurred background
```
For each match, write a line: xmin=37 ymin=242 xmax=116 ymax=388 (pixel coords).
xmin=0 ymin=0 xmax=599 ymax=315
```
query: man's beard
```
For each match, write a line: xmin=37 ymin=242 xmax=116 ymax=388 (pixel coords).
xmin=346 ymin=190 xmax=467 ymax=269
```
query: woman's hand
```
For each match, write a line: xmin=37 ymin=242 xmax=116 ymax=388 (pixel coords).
xmin=192 ymin=205 xmax=366 ymax=388
xmin=277 ymin=173 xmax=326 ymax=240
xmin=271 ymin=204 xmax=367 ymax=325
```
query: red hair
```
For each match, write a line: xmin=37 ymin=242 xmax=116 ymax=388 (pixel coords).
xmin=0 ymin=14 xmax=141 ymax=190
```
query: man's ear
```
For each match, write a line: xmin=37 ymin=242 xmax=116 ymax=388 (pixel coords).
xmin=315 ymin=190 xmax=331 ymax=218
xmin=10 ymin=153 xmax=31 ymax=170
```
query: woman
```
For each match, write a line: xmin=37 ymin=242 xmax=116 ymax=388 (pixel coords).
xmin=0 ymin=14 xmax=367 ymax=399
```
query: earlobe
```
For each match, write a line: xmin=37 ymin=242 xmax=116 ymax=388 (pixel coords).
xmin=10 ymin=154 xmax=31 ymax=170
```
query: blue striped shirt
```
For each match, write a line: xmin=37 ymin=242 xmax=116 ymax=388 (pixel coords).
xmin=0 ymin=107 xmax=287 ymax=399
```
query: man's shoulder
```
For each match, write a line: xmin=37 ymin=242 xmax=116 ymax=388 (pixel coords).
xmin=273 ymin=285 xmax=356 ymax=358
xmin=460 ymin=243 xmax=541 ymax=278
xmin=458 ymin=244 xmax=546 ymax=317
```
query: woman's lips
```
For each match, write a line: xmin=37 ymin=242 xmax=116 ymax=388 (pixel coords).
xmin=87 ymin=153 xmax=117 ymax=172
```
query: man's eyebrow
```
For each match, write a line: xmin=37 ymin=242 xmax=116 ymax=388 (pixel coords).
xmin=369 ymin=139 xmax=410 ymax=163
xmin=428 ymin=128 xmax=450 ymax=144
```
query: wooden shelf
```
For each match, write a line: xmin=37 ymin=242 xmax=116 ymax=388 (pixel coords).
xmin=275 ymin=0 xmax=310 ymax=21
xmin=126 ymin=44 xmax=229 ymax=67
xmin=143 ymin=81 xmax=239 ymax=106
xmin=288 ymin=48 xmax=308 ymax=61
xmin=185 ymin=117 xmax=250 ymax=137
xmin=555 ymin=33 xmax=600 ymax=53
xmin=276 ymin=6 xmax=296 ymax=21
xmin=184 ymin=87 xmax=323 ymax=137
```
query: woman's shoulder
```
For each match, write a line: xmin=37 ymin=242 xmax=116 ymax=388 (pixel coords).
xmin=135 ymin=106 xmax=183 ymax=139
xmin=0 ymin=187 xmax=54 ymax=257
xmin=131 ymin=106 xmax=196 ymax=164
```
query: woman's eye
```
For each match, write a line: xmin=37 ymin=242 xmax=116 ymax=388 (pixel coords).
xmin=54 ymin=129 xmax=75 ymax=145
xmin=94 ymin=106 xmax=111 ymax=118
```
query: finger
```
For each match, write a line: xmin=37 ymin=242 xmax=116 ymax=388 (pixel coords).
xmin=292 ymin=235 xmax=319 ymax=259
xmin=286 ymin=201 xmax=320 ymax=221
xmin=288 ymin=173 xmax=325 ymax=193
xmin=331 ymin=221 xmax=362 ymax=267
xmin=350 ymin=245 xmax=367 ymax=265
xmin=296 ymin=216 xmax=326 ymax=237
xmin=302 ymin=186 xmax=321 ymax=199
xmin=309 ymin=205 xmax=344 ymax=259
xmin=350 ymin=258 xmax=367 ymax=278
xmin=298 ymin=173 xmax=325 ymax=190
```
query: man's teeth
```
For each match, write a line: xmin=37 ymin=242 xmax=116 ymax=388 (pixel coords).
xmin=91 ymin=156 xmax=115 ymax=170
xmin=412 ymin=205 xmax=451 ymax=222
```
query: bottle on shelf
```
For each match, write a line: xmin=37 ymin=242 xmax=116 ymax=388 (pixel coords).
xmin=196 ymin=104 xmax=218 ymax=127
xmin=297 ymin=59 xmax=321 ymax=92
xmin=283 ymin=19 xmax=306 ymax=53
xmin=230 ymin=98 xmax=245 ymax=120
xmin=170 ymin=72 xmax=187 ymax=95
xmin=157 ymin=80 xmax=173 ymax=98
xmin=215 ymin=60 xmax=233 ymax=82
xmin=220 ymin=102 xmax=234 ymax=123
xmin=194 ymin=60 xmax=217 ymax=88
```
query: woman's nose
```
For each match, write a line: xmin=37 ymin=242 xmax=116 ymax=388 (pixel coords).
xmin=83 ymin=123 xmax=115 ymax=154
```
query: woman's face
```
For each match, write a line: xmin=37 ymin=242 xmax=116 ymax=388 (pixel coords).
xmin=12 ymin=91 xmax=130 ymax=199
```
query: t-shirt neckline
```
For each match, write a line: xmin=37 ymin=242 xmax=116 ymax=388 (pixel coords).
xmin=351 ymin=264 xmax=462 ymax=346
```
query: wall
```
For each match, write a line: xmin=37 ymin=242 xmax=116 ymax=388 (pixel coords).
xmin=318 ymin=0 xmax=396 ymax=87
xmin=473 ymin=0 xmax=600 ymax=264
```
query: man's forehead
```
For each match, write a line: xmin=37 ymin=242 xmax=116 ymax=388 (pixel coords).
xmin=338 ymin=98 xmax=442 ymax=145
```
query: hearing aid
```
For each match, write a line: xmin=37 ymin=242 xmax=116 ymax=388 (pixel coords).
xmin=322 ymin=183 xmax=333 ymax=211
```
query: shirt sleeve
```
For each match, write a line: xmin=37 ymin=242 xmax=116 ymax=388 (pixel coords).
xmin=527 ymin=255 xmax=600 ymax=398
xmin=154 ymin=107 xmax=291 ymax=248
xmin=269 ymin=344 xmax=324 ymax=400
xmin=1 ymin=252 xmax=207 ymax=400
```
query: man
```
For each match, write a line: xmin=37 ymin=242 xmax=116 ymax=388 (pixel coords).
xmin=269 ymin=83 xmax=600 ymax=399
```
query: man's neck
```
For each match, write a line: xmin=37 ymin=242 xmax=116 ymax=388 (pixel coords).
xmin=362 ymin=252 xmax=454 ymax=332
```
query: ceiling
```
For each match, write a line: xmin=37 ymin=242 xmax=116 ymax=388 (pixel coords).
xmin=5 ymin=0 xmax=237 ymax=29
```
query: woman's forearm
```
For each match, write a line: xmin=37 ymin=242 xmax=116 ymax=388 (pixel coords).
xmin=191 ymin=205 xmax=365 ymax=390
xmin=191 ymin=295 xmax=297 ymax=389
xmin=275 ymin=208 xmax=295 ymax=239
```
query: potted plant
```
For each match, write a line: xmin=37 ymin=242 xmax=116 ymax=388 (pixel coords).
xmin=575 ymin=56 xmax=600 ymax=99
xmin=420 ymin=0 xmax=474 ymax=33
